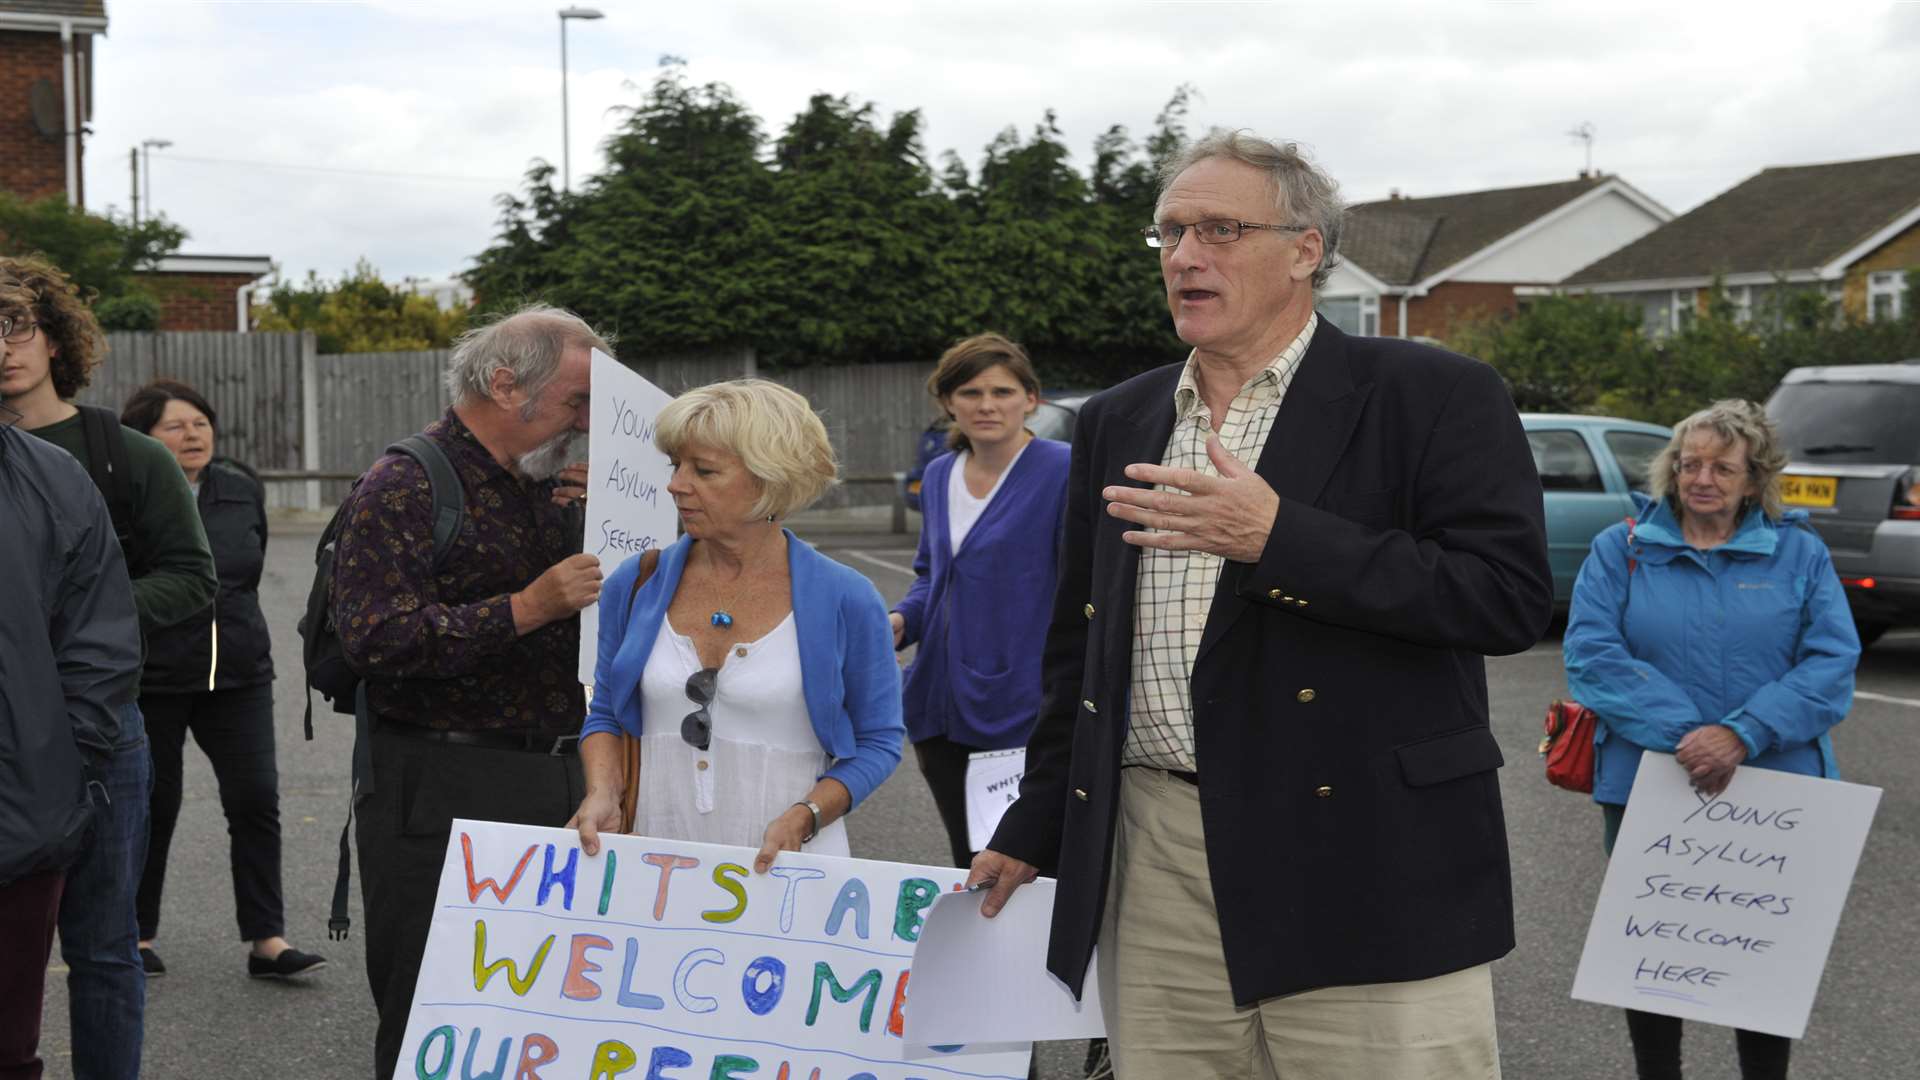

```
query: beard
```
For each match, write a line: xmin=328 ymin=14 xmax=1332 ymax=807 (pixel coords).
xmin=516 ymin=428 xmax=587 ymax=482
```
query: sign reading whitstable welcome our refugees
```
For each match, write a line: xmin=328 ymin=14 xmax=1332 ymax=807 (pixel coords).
xmin=1572 ymin=752 xmax=1880 ymax=1039
xmin=393 ymin=821 xmax=1031 ymax=1080
xmin=579 ymin=350 xmax=675 ymax=684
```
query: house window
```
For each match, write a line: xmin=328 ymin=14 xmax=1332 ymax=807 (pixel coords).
xmin=1868 ymin=271 xmax=1908 ymax=322
xmin=1319 ymin=296 xmax=1368 ymax=336
xmin=1360 ymin=295 xmax=1379 ymax=336
xmin=1670 ymin=289 xmax=1696 ymax=332
xmin=1729 ymin=285 xmax=1752 ymax=325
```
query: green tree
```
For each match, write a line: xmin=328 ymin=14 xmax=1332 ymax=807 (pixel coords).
xmin=253 ymin=260 xmax=468 ymax=353
xmin=0 ymin=192 xmax=185 ymax=329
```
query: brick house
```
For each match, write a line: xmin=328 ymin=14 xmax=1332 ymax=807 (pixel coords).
xmin=0 ymin=1 xmax=105 ymax=205
xmin=1563 ymin=151 xmax=1920 ymax=332
xmin=1319 ymin=175 xmax=1672 ymax=339
xmin=2 ymin=1 xmax=275 ymax=330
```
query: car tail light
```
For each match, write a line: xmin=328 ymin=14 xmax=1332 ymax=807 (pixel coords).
xmin=1895 ymin=467 xmax=1920 ymax=521
xmin=1842 ymin=576 xmax=1878 ymax=589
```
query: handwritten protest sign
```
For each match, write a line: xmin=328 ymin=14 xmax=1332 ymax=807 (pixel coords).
xmin=963 ymin=749 xmax=1024 ymax=852
xmin=394 ymin=820 xmax=1031 ymax=1080
xmin=580 ymin=350 xmax=675 ymax=683
xmin=1571 ymin=752 xmax=1881 ymax=1038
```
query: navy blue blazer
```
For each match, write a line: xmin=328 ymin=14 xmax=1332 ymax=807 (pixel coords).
xmin=894 ymin=439 xmax=1070 ymax=748
xmin=989 ymin=321 xmax=1553 ymax=1005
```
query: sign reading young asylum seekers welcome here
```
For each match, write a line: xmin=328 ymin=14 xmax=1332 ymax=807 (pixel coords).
xmin=393 ymin=821 xmax=1032 ymax=1080
xmin=579 ymin=350 xmax=676 ymax=684
xmin=1572 ymin=752 xmax=1880 ymax=1039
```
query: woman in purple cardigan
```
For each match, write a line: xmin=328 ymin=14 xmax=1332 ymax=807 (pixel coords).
xmin=889 ymin=334 xmax=1070 ymax=867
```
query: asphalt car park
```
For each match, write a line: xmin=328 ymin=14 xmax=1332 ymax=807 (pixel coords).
xmin=36 ymin=523 xmax=1919 ymax=1080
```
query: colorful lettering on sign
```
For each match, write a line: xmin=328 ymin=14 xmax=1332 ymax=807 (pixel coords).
xmin=766 ymin=866 xmax=825 ymax=934
xmin=598 ymin=849 xmax=619 ymax=917
xmin=539 ymin=844 xmax=579 ymax=910
xmin=616 ymin=938 xmax=667 ymax=1011
xmin=675 ymin=947 xmax=725 ymax=1014
xmin=806 ymin=961 xmax=883 ymax=1033
xmin=587 ymin=1039 xmax=637 ymax=1080
xmin=642 ymin=853 xmax=701 ymax=920
xmin=472 ymin=920 xmax=553 ymax=996
xmin=644 ymin=1045 xmax=693 ymax=1080
xmin=704 ymin=863 xmax=749 ymax=924
xmin=463 ymin=834 xmax=538 ymax=904
xmin=893 ymin=878 xmax=938 ymax=943
xmin=514 ymin=1034 xmax=558 ymax=1080
xmin=563 ymin=933 xmax=614 ymax=1001
xmin=740 ymin=955 xmax=787 ymax=1016
xmin=414 ymin=1025 xmax=455 ymax=1080
xmin=825 ymin=878 xmax=870 ymax=940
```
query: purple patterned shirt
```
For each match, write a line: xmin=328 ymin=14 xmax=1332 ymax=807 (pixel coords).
xmin=331 ymin=409 xmax=584 ymax=733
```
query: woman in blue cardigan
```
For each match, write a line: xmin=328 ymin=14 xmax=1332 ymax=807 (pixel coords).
xmin=890 ymin=334 xmax=1070 ymax=867
xmin=569 ymin=379 xmax=903 ymax=873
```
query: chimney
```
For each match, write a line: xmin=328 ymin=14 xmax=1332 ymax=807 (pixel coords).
xmin=1389 ymin=187 xmax=1402 ymax=200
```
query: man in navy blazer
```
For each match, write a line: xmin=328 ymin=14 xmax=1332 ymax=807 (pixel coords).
xmin=968 ymin=132 xmax=1552 ymax=1077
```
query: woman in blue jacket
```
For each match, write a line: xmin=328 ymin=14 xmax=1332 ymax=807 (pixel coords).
xmin=1564 ymin=399 xmax=1858 ymax=1080
xmin=889 ymin=334 xmax=1070 ymax=868
xmin=568 ymin=380 xmax=903 ymax=872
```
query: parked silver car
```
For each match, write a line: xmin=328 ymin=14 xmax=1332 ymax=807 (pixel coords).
xmin=1766 ymin=361 xmax=1920 ymax=647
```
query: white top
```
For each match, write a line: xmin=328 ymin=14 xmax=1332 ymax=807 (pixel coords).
xmin=946 ymin=440 xmax=1030 ymax=554
xmin=634 ymin=612 xmax=849 ymax=857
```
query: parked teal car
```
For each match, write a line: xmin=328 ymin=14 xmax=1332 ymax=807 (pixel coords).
xmin=1522 ymin=414 xmax=1673 ymax=608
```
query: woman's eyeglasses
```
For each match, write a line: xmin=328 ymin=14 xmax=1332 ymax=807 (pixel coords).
xmin=682 ymin=667 xmax=718 ymax=750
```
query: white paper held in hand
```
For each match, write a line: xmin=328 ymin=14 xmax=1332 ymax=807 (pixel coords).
xmin=578 ymin=349 xmax=676 ymax=683
xmin=964 ymin=748 xmax=1025 ymax=852
xmin=903 ymin=879 xmax=1106 ymax=1047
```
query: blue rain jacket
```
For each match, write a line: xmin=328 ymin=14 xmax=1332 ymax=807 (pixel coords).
xmin=1563 ymin=493 xmax=1858 ymax=805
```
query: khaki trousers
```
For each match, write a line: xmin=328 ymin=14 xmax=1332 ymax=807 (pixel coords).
xmin=1096 ymin=767 xmax=1502 ymax=1080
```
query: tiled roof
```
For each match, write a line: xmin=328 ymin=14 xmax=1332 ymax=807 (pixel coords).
xmin=1564 ymin=151 xmax=1920 ymax=285
xmin=0 ymin=1 xmax=108 ymax=21
xmin=1342 ymin=177 xmax=1607 ymax=286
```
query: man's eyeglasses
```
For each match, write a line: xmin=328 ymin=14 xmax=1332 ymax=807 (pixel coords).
xmin=0 ymin=316 xmax=41 ymax=344
xmin=682 ymin=667 xmax=719 ymax=751
xmin=1142 ymin=219 xmax=1309 ymax=250
xmin=1674 ymin=459 xmax=1747 ymax=481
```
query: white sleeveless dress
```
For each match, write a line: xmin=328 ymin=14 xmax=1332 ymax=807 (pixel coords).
xmin=633 ymin=612 xmax=849 ymax=856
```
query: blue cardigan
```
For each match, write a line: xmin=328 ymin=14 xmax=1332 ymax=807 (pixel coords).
xmin=894 ymin=439 xmax=1071 ymax=748
xmin=1564 ymin=493 xmax=1859 ymax=805
xmin=581 ymin=531 xmax=905 ymax=808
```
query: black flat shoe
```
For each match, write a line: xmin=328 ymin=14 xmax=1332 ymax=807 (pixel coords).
xmin=140 ymin=946 xmax=165 ymax=977
xmin=248 ymin=947 xmax=327 ymax=979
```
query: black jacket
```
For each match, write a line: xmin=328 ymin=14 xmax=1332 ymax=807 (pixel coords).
xmin=141 ymin=459 xmax=274 ymax=693
xmin=0 ymin=424 xmax=143 ymax=884
xmin=988 ymin=321 xmax=1553 ymax=1005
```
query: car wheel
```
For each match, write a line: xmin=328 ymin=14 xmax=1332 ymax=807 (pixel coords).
xmin=1854 ymin=619 xmax=1889 ymax=649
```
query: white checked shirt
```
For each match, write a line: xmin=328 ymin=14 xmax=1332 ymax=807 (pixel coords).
xmin=1123 ymin=315 xmax=1318 ymax=771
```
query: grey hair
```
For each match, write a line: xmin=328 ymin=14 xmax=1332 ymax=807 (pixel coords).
xmin=1650 ymin=399 xmax=1790 ymax=521
xmin=443 ymin=303 xmax=613 ymax=410
xmin=1157 ymin=129 xmax=1346 ymax=289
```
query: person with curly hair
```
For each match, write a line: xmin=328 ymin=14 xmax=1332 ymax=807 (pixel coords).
xmin=1 ymin=252 xmax=216 ymax=1079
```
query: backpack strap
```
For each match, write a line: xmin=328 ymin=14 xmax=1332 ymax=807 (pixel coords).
xmin=388 ymin=434 xmax=464 ymax=565
xmin=77 ymin=405 xmax=139 ymax=571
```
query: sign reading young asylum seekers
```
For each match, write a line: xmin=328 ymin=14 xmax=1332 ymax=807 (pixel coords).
xmin=580 ymin=350 xmax=675 ymax=684
xmin=393 ymin=821 xmax=1032 ymax=1080
xmin=1572 ymin=752 xmax=1881 ymax=1038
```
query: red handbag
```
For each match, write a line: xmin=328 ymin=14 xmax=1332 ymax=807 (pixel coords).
xmin=1540 ymin=516 xmax=1637 ymax=794
xmin=1540 ymin=700 xmax=1597 ymax=793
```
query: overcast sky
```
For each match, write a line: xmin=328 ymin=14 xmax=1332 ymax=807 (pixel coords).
xmin=80 ymin=0 xmax=1920 ymax=288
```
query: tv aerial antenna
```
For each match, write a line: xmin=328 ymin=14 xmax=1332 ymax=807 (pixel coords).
xmin=1567 ymin=122 xmax=1596 ymax=176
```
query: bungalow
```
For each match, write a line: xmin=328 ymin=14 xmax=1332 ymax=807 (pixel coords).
xmin=1562 ymin=151 xmax=1920 ymax=332
xmin=1320 ymin=174 xmax=1672 ymax=338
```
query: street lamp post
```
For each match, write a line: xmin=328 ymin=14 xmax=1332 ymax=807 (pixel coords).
xmin=141 ymin=138 xmax=172 ymax=220
xmin=557 ymin=6 xmax=605 ymax=192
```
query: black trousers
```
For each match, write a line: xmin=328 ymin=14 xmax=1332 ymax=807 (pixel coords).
xmin=1603 ymin=804 xmax=1793 ymax=1080
xmin=138 ymin=683 xmax=283 ymax=942
xmin=358 ymin=725 xmax=585 ymax=1080
xmin=913 ymin=734 xmax=988 ymax=869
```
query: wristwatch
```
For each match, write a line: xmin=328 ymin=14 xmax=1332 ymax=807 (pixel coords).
xmin=794 ymin=800 xmax=822 ymax=843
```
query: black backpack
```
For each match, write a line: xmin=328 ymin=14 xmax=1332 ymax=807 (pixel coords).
xmin=298 ymin=434 xmax=465 ymax=940
xmin=296 ymin=435 xmax=465 ymax=740
xmin=76 ymin=405 xmax=149 ymax=577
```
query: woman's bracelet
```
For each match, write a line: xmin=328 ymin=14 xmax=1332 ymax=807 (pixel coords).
xmin=793 ymin=800 xmax=822 ymax=843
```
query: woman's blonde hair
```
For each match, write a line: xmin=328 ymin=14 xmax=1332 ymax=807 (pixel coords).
xmin=655 ymin=378 xmax=837 ymax=521
xmin=1649 ymin=399 xmax=1789 ymax=521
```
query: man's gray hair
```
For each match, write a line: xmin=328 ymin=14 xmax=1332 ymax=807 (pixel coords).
xmin=443 ymin=303 xmax=613 ymax=410
xmin=1158 ymin=130 xmax=1346 ymax=289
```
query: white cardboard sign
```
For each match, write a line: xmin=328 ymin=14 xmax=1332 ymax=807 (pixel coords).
xmin=393 ymin=820 xmax=1031 ymax=1080
xmin=906 ymin=883 xmax=1106 ymax=1047
xmin=963 ymin=749 xmax=1025 ymax=853
xmin=1571 ymin=752 xmax=1880 ymax=1038
xmin=580 ymin=350 xmax=675 ymax=683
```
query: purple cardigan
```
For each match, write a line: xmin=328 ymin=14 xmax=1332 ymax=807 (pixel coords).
xmin=893 ymin=438 xmax=1071 ymax=748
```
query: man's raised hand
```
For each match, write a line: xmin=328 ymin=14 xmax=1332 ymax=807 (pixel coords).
xmin=1103 ymin=434 xmax=1280 ymax=563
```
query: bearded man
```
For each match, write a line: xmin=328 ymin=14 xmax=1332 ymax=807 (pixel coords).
xmin=330 ymin=303 xmax=608 ymax=1080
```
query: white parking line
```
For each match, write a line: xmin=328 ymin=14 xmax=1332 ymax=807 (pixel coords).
xmin=842 ymin=549 xmax=918 ymax=577
xmin=1856 ymin=690 xmax=1920 ymax=710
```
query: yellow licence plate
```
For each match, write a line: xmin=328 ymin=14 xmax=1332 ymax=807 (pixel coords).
xmin=1780 ymin=475 xmax=1837 ymax=508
